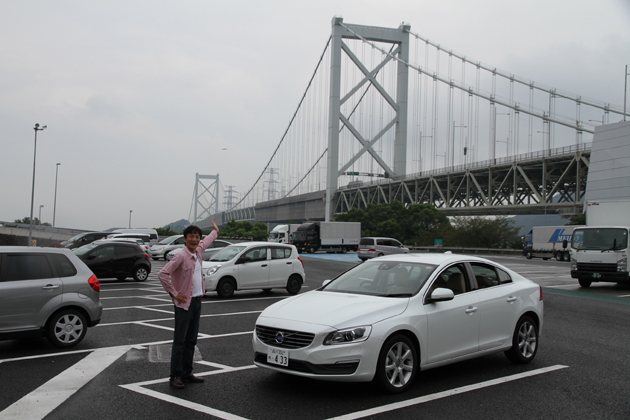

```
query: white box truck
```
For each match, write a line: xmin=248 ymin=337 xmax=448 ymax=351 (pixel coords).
xmin=570 ymin=200 xmax=630 ymax=287
xmin=268 ymin=224 xmax=301 ymax=244
xmin=523 ymin=226 xmax=582 ymax=261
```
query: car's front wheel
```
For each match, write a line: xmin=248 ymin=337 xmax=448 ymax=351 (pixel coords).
xmin=525 ymin=250 xmax=533 ymax=259
xmin=46 ymin=309 xmax=87 ymax=348
xmin=217 ymin=278 xmax=235 ymax=298
xmin=285 ymin=275 xmax=302 ymax=295
xmin=374 ymin=334 xmax=417 ymax=393
xmin=133 ymin=266 xmax=149 ymax=282
xmin=505 ymin=315 xmax=538 ymax=364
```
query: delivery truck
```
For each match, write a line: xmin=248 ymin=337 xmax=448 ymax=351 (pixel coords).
xmin=523 ymin=225 xmax=582 ymax=261
xmin=291 ymin=221 xmax=361 ymax=253
xmin=570 ymin=200 xmax=630 ymax=287
xmin=268 ymin=224 xmax=301 ymax=244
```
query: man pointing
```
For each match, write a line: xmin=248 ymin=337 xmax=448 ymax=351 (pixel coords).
xmin=159 ymin=222 xmax=219 ymax=389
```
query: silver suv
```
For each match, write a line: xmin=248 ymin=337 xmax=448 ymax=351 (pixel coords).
xmin=357 ymin=237 xmax=409 ymax=261
xmin=0 ymin=247 xmax=103 ymax=347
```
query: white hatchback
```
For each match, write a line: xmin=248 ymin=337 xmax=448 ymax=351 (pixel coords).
xmin=253 ymin=253 xmax=543 ymax=393
xmin=202 ymin=242 xmax=305 ymax=298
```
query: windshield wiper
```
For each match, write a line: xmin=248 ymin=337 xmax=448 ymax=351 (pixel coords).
xmin=385 ymin=293 xmax=413 ymax=297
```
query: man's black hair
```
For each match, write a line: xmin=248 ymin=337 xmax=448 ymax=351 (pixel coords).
xmin=183 ymin=225 xmax=202 ymax=238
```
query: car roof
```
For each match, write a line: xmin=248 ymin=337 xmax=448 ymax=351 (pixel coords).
xmin=361 ymin=236 xmax=401 ymax=240
xmin=367 ymin=252 xmax=496 ymax=265
xmin=226 ymin=241 xmax=292 ymax=248
xmin=0 ymin=246 xmax=75 ymax=254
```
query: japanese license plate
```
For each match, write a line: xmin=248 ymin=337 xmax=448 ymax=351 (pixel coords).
xmin=267 ymin=347 xmax=289 ymax=366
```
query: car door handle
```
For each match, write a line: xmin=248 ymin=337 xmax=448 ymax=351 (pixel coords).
xmin=286 ymin=262 xmax=292 ymax=264
xmin=465 ymin=306 xmax=478 ymax=314
xmin=42 ymin=285 xmax=60 ymax=290
xmin=261 ymin=264 xmax=268 ymax=267
xmin=506 ymin=296 xmax=517 ymax=302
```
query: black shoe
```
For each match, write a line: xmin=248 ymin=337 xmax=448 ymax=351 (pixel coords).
xmin=170 ymin=377 xmax=185 ymax=389
xmin=182 ymin=374 xmax=204 ymax=383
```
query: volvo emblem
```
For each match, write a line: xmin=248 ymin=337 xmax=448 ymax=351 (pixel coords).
xmin=274 ymin=331 xmax=285 ymax=344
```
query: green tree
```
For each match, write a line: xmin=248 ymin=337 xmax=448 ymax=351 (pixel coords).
xmin=14 ymin=216 xmax=50 ymax=226
xmin=567 ymin=213 xmax=586 ymax=225
xmin=156 ymin=227 xmax=179 ymax=237
xmin=214 ymin=220 xmax=268 ymax=241
xmin=447 ymin=216 xmax=521 ymax=248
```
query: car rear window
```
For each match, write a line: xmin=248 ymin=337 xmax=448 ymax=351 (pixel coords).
xmin=359 ymin=238 xmax=374 ymax=246
xmin=271 ymin=248 xmax=291 ymax=259
xmin=6 ymin=254 xmax=54 ymax=281
xmin=50 ymin=254 xmax=77 ymax=277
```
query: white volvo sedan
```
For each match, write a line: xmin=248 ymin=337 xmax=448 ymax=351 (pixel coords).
xmin=253 ymin=253 xmax=543 ymax=393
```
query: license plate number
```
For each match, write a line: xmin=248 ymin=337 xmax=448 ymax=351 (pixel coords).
xmin=267 ymin=347 xmax=289 ymax=366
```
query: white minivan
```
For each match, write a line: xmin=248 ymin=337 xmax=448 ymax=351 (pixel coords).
xmin=110 ymin=228 xmax=159 ymax=244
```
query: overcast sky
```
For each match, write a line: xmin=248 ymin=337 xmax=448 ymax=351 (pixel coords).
xmin=1 ymin=0 xmax=629 ymax=231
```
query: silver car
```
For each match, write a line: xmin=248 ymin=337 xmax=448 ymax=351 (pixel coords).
xmin=358 ymin=237 xmax=409 ymax=261
xmin=0 ymin=246 xmax=103 ymax=347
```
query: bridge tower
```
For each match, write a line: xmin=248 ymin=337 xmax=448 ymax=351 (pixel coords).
xmin=193 ymin=173 xmax=219 ymax=225
xmin=325 ymin=17 xmax=410 ymax=221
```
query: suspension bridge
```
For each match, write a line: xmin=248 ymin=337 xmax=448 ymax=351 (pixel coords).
xmin=190 ymin=17 xmax=629 ymax=228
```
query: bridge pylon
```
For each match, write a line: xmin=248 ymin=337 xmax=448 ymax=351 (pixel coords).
xmin=325 ymin=17 xmax=410 ymax=221
xmin=193 ymin=173 xmax=219 ymax=225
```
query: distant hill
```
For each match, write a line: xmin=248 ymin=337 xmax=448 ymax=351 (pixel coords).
xmin=161 ymin=219 xmax=191 ymax=233
xmin=509 ymin=214 xmax=569 ymax=236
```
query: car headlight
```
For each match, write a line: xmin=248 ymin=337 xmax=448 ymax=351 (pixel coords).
xmin=206 ymin=265 xmax=222 ymax=276
xmin=155 ymin=247 xmax=164 ymax=252
xmin=617 ymin=258 xmax=626 ymax=272
xmin=323 ymin=326 xmax=371 ymax=345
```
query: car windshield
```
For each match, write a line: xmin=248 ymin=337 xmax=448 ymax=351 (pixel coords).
xmin=67 ymin=233 xmax=88 ymax=242
xmin=209 ymin=246 xmax=247 ymax=262
xmin=72 ymin=243 xmax=101 ymax=255
xmin=268 ymin=232 xmax=279 ymax=240
xmin=322 ymin=260 xmax=437 ymax=297
xmin=157 ymin=236 xmax=179 ymax=245
xmin=572 ymin=228 xmax=628 ymax=250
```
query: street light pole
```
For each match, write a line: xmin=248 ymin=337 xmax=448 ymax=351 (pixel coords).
xmin=29 ymin=123 xmax=47 ymax=246
xmin=53 ymin=163 xmax=61 ymax=227
xmin=39 ymin=205 xmax=44 ymax=225
xmin=129 ymin=210 xmax=133 ymax=229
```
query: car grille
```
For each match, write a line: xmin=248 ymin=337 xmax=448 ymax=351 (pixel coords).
xmin=255 ymin=325 xmax=315 ymax=349
xmin=254 ymin=353 xmax=358 ymax=375
xmin=576 ymin=263 xmax=617 ymax=272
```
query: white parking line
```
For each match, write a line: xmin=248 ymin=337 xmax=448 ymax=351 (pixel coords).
xmin=0 ymin=346 xmax=132 ymax=420
xmin=327 ymin=365 xmax=569 ymax=420
xmin=103 ymin=295 xmax=286 ymax=311
xmin=96 ymin=310 xmax=262 ymax=328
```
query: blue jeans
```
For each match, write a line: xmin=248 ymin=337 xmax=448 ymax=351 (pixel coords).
xmin=170 ymin=298 xmax=201 ymax=378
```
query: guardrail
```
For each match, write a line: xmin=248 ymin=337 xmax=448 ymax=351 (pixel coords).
xmin=408 ymin=246 xmax=522 ymax=255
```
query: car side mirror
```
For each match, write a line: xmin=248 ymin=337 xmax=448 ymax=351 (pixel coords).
xmin=426 ymin=287 xmax=454 ymax=303
xmin=563 ymin=239 xmax=568 ymax=249
xmin=237 ymin=256 xmax=252 ymax=264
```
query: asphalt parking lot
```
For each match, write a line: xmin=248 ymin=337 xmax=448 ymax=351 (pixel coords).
xmin=1 ymin=252 xmax=629 ymax=419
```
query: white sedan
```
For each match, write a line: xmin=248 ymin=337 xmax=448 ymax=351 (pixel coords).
xmin=252 ymin=253 xmax=543 ymax=393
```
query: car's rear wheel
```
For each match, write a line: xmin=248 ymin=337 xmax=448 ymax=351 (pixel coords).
xmin=375 ymin=334 xmax=417 ymax=393
xmin=217 ymin=278 xmax=235 ymax=298
xmin=378 ymin=253 xmax=384 ymax=257
xmin=46 ymin=309 xmax=87 ymax=348
xmin=286 ymin=275 xmax=302 ymax=295
xmin=307 ymin=246 xmax=316 ymax=254
xmin=578 ymin=279 xmax=592 ymax=288
xmin=505 ymin=315 xmax=538 ymax=364
xmin=133 ymin=266 xmax=149 ymax=282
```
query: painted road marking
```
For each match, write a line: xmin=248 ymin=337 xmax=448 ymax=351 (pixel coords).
xmin=119 ymin=362 xmax=568 ymax=420
xmin=0 ymin=346 xmax=131 ymax=420
xmin=327 ymin=365 xmax=569 ymax=420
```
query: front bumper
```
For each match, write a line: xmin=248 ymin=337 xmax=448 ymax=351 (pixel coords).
xmin=252 ymin=321 xmax=381 ymax=382
xmin=571 ymin=270 xmax=629 ymax=282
